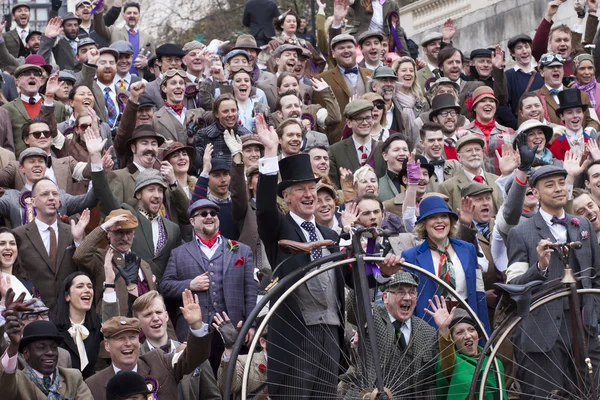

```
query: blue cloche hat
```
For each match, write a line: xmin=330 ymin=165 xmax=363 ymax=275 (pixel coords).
xmin=416 ymin=196 xmax=458 ymax=223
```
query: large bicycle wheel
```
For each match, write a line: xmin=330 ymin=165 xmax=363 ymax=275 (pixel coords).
xmin=223 ymin=253 xmax=497 ymax=399
xmin=476 ymin=287 xmax=600 ymax=400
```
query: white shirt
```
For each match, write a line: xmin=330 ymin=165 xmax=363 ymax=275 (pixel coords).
xmin=337 ymin=64 xmax=359 ymax=88
xmin=425 ymin=156 xmax=444 ymax=183
xmin=113 ymin=363 xmax=139 ymax=374
xmin=133 ymin=162 xmax=148 ymax=172
xmin=113 ymin=73 xmax=132 ymax=89
xmin=385 ymin=102 xmax=394 ymax=130
xmin=195 ymin=234 xmax=222 ymax=260
xmin=149 ymin=217 xmax=160 ymax=251
xmin=388 ymin=312 xmax=411 ymax=344
xmin=18 ymin=27 xmax=29 ymax=44
xmin=146 ymin=339 xmax=178 ymax=354
xmin=20 ymin=94 xmax=41 ymax=104
xmin=539 ymin=208 xmax=567 ymax=243
xmin=545 ymin=84 xmax=564 ymax=105
xmin=352 ymin=137 xmax=371 ymax=162
xmin=368 ymin=1 xmax=384 ymax=32
xmin=34 ymin=218 xmax=59 ymax=256
xmin=289 ymin=211 xmax=318 ymax=243
xmin=431 ymin=246 xmax=467 ymax=299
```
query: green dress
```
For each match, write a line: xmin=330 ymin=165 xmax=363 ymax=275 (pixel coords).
xmin=435 ymin=346 xmax=506 ymax=400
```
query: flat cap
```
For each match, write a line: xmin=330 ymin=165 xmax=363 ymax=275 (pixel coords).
xmin=21 ymin=298 xmax=49 ymax=314
xmin=331 ymin=33 xmax=356 ymax=49
xmin=224 ymin=49 xmax=250 ymax=64
xmin=420 ymin=31 xmax=443 ymax=47
xmin=529 ymin=165 xmax=568 ymax=188
xmin=61 ymin=12 xmax=81 ymax=25
xmin=371 ymin=65 xmax=397 ymax=80
xmin=210 ymin=159 xmax=230 ymax=173
xmin=99 ymin=47 xmax=119 ymax=61
xmin=461 ymin=182 xmax=493 ymax=198
xmin=109 ymin=40 xmax=134 ymax=55
xmin=75 ymin=0 xmax=92 ymax=8
xmin=156 ymin=43 xmax=185 ymax=58
xmin=470 ymin=48 xmax=492 ymax=59
xmin=456 ymin=133 xmax=485 ymax=153
xmin=384 ymin=270 xmax=419 ymax=288
xmin=101 ymin=316 xmax=140 ymax=338
xmin=12 ymin=2 xmax=30 ymax=13
xmin=182 ymin=40 xmax=204 ymax=54
xmin=58 ymin=70 xmax=76 ymax=84
xmin=133 ymin=169 xmax=167 ymax=195
xmin=358 ymin=30 xmax=384 ymax=46
xmin=25 ymin=31 xmax=42 ymax=43
xmin=188 ymin=199 xmax=220 ymax=218
xmin=105 ymin=209 xmax=139 ymax=230
xmin=273 ymin=44 xmax=303 ymax=58
xmin=138 ymin=93 xmax=155 ymax=109
xmin=344 ymin=99 xmax=374 ymax=119
xmin=316 ymin=182 xmax=337 ymax=199
xmin=241 ymin=134 xmax=264 ymax=149
xmin=14 ymin=64 xmax=43 ymax=78
xmin=507 ymin=34 xmax=532 ymax=50
xmin=77 ymin=37 xmax=96 ymax=50
xmin=19 ymin=147 xmax=49 ymax=164
xmin=245 ymin=165 xmax=259 ymax=179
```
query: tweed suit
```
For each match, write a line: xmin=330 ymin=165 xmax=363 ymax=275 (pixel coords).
xmin=218 ymin=351 xmax=268 ymax=400
xmin=461 ymin=121 xmax=515 ymax=175
xmin=38 ymin=34 xmax=81 ymax=71
xmin=328 ymin=137 xmax=386 ymax=188
xmin=343 ymin=306 xmax=437 ymax=399
xmin=425 ymin=159 xmax=462 ymax=192
xmin=1 ymin=29 xmax=24 ymax=60
xmin=437 ymin=169 xmax=504 ymax=214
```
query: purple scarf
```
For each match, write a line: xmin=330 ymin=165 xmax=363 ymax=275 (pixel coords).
xmin=575 ymin=78 xmax=598 ymax=108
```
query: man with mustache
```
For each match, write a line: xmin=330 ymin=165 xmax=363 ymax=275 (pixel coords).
xmin=367 ymin=66 xmax=410 ymax=140
xmin=1 ymin=2 xmax=32 ymax=59
xmin=428 ymin=93 xmax=464 ymax=160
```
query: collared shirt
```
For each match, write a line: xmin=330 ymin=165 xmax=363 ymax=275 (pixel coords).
xmin=18 ymin=27 xmax=29 ymax=44
xmin=513 ymin=61 xmax=536 ymax=74
xmin=385 ymin=102 xmax=394 ymax=130
xmin=20 ymin=94 xmax=41 ymax=104
xmin=368 ymin=0 xmax=384 ymax=32
xmin=127 ymin=26 xmax=139 ymax=34
xmin=165 ymin=106 xmax=187 ymax=126
xmin=337 ymin=64 xmax=360 ymax=87
xmin=186 ymin=72 xmax=204 ymax=83
xmin=388 ymin=312 xmax=412 ymax=345
xmin=539 ymin=208 xmax=567 ymax=243
xmin=34 ymin=218 xmax=59 ymax=256
xmin=289 ymin=212 xmax=318 ymax=243
xmin=425 ymin=156 xmax=445 ymax=183
xmin=113 ymin=363 xmax=139 ymax=374
xmin=352 ymin=136 xmax=371 ymax=162
xmin=431 ymin=247 xmax=467 ymax=299
xmin=545 ymin=84 xmax=564 ymax=105
xmin=464 ymin=169 xmax=487 ymax=184
xmin=133 ymin=162 xmax=148 ymax=173
xmin=96 ymin=81 xmax=120 ymax=122
xmin=113 ymin=73 xmax=132 ymax=90
xmin=195 ymin=234 xmax=222 ymax=260
xmin=364 ymin=60 xmax=383 ymax=70
xmin=146 ymin=339 xmax=177 ymax=354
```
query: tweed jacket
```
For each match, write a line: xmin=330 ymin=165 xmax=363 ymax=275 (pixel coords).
xmin=378 ymin=172 xmax=402 ymax=202
xmin=0 ymin=364 xmax=93 ymax=400
xmin=0 ymin=147 xmax=15 ymax=169
xmin=0 ymin=37 xmax=25 ymax=69
xmin=13 ymin=220 xmax=78 ymax=313
xmin=1 ymin=29 xmax=25 ymax=60
xmin=535 ymin=85 xmax=600 ymax=132
xmin=2 ymin=100 xmax=68 ymax=157
xmin=74 ymin=225 xmax=157 ymax=314
xmin=417 ymin=65 xmax=437 ymax=95
xmin=85 ymin=330 xmax=213 ymax=400
xmin=426 ymin=159 xmax=462 ymax=192
xmin=194 ymin=122 xmax=251 ymax=173
xmin=217 ymin=350 xmax=268 ymax=400
xmin=254 ymin=69 xmax=277 ymax=109
xmin=343 ymin=307 xmax=437 ymax=399
xmin=328 ymin=137 xmax=386 ymax=187
xmin=315 ymin=64 xmax=372 ymax=144
xmin=461 ymin=121 xmax=515 ymax=175
xmin=160 ymin=237 xmax=257 ymax=340
xmin=92 ymin=9 xmax=156 ymax=55
xmin=38 ymin=34 xmax=81 ymax=71
xmin=0 ymin=107 xmax=14 ymax=153
xmin=457 ymin=218 xmax=500 ymax=291
xmin=388 ymin=233 xmax=420 ymax=255
xmin=507 ymin=212 xmax=600 ymax=352
xmin=437 ymin=169 xmax=504 ymax=214
xmin=107 ymin=163 xmax=190 ymax=225
xmin=153 ymin=106 xmax=211 ymax=145
xmin=92 ymin=169 xmax=182 ymax=281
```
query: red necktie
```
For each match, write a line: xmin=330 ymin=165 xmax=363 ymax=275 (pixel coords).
xmin=474 ymin=175 xmax=484 ymax=184
xmin=358 ymin=146 xmax=368 ymax=166
xmin=129 ymin=28 xmax=136 ymax=34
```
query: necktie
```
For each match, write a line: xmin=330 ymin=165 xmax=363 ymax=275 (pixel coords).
xmin=119 ymin=78 xmax=126 ymax=90
xmin=154 ymin=218 xmax=167 ymax=256
xmin=432 ymin=68 xmax=440 ymax=78
xmin=300 ymin=221 xmax=322 ymax=259
xmin=344 ymin=66 xmax=359 ymax=75
xmin=29 ymin=97 xmax=37 ymax=105
xmin=551 ymin=215 xmax=568 ymax=227
xmin=429 ymin=239 xmax=455 ymax=296
xmin=444 ymin=137 xmax=455 ymax=148
xmin=393 ymin=320 xmax=407 ymax=350
xmin=68 ymin=322 xmax=90 ymax=370
xmin=129 ymin=28 xmax=136 ymax=35
xmin=20 ymin=29 xmax=27 ymax=43
xmin=159 ymin=342 xmax=172 ymax=353
xmin=474 ymin=175 xmax=484 ymax=184
xmin=477 ymin=221 xmax=491 ymax=240
xmin=48 ymin=226 xmax=57 ymax=272
xmin=43 ymin=376 xmax=52 ymax=390
xmin=549 ymin=88 xmax=561 ymax=96
xmin=103 ymin=87 xmax=117 ymax=127
xmin=358 ymin=145 xmax=368 ymax=166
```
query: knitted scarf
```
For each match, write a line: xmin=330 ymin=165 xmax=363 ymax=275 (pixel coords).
xmin=23 ymin=364 xmax=62 ymax=399
xmin=575 ymin=78 xmax=597 ymax=108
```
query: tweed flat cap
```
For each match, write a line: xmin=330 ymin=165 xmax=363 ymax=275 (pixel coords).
xmin=344 ymin=99 xmax=374 ymax=119
xmin=101 ymin=316 xmax=140 ymax=338
xmin=110 ymin=40 xmax=134 ymax=55
xmin=357 ymin=30 xmax=384 ymax=46
xmin=456 ymin=133 xmax=485 ymax=153
xmin=105 ymin=209 xmax=139 ymax=230
xmin=420 ymin=31 xmax=443 ymax=47
xmin=273 ymin=44 xmax=303 ymax=58
xmin=384 ymin=270 xmax=420 ymax=288
xmin=19 ymin=147 xmax=48 ymax=164
xmin=183 ymin=40 xmax=204 ymax=54
xmin=133 ymin=169 xmax=167 ymax=195
xmin=529 ymin=165 xmax=568 ymax=188
xmin=331 ymin=34 xmax=356 ymax=49
xmin=461 ymin=182 xmax=493 ymax=198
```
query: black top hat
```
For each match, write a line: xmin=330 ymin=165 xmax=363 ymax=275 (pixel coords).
xmin=429 ymin=93 xmax=461 ymax=121
xmin=106 ymin=371 xmax=152 ymax=400
xmin=277 ymin=154 xmax=321 ymax=198
xmin=19 ymin=320 xmax=64 ymax=352
xmin=556 ymin=88 xmax=588 ymax=117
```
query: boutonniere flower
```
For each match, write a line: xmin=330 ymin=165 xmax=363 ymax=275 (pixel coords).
xmin=234 ymin=257 xmax=245 ymax=267
xmin=258 ymin=363 xmax=267 ymax=373
xmin=571 ymin=218 xmax=581 ymax=227
xmin=227 ymin=240 xmax=239 ymax=253
xmin=581 ymin=230 xmax=590 ymax=240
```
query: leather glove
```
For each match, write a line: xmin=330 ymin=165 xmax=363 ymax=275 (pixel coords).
xmin=117 ymin=253 xmax=141 ymax=284
xmin=216 ymin=317 xmax=241 ymax=349
xmin=223 ymin=129 xmax=243 ymax=157
xmin=51 ymin=0 xmax=62 ymax=11
xmin=516 ymin=134 xmax=538 ymax=171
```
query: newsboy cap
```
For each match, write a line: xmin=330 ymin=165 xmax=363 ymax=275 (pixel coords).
xmin=105 ymin=209 xmax=139 ymax=230
xmin=19 ymin=147 xmax=49 ymax=164
xmin=344 ymin=99 xmax=374 ymax=119
xmin=529 ymin=165 xmax=568 ymax=188
xmin=188 ymin=199 xmax=220 ymax=218
xmin=133 ymin=169 xmax=167 ymax=196
xmin=101 ymin=316 xmax=140 ymax=338
xmin=461 ymin=182 xmax=493 ymax=198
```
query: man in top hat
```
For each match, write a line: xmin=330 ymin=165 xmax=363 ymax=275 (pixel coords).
xmin=328 ymin=99 xmax=386 ymax=187
xmin=1 ymin=2 xmax=31 ymax=58
xmin=106 ymin=371 xmax=152 ymax=400
xmin=506 ymin=165 xmax=600 ymax=398
xmin=428 ymin=91 xmax=464 ymax=160
xmin=368 ymin=66 xmax=410 ymax=138
xmin=85 ymin=291 xmax=213 ymax=399
xmin=358 ymin=30 xmax=384 ymax=70
xmin=515 ymin=119 xmax=563 ymax=167
xmin=438 ymin=133 xmax=504 ymax=213
xmin=86 ymin=133 xmax=182 ymax=281
xmin=315 ymin=29 xmax=372 ymax=144
xmin=416 ymin=31 xmax=444 ymax=94
xmin=110 ymin=40 xmax=141 ymax=91
xmin=548 ymin=88 xmax=598 ymax=161
xmin=144 ymin=44 xmax=186 ymax=109
xmin=420 ymin=121 xmax=461 ymax=191
xmin=343 ymin=271 xmax=437 ymax=399
xmin=534 ymin=52 xmax=599 ymax=132
xmin=1 ymin=301 xmax=93 ymax=400
xmin=254 ymin=114 xmax=403 ymax=398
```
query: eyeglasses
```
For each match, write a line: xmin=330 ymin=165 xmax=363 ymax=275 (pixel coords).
xmin=21 ymin=70 xmax=42 ymax=78
xmin=29 ymin=130 xmax=52 ymax=139
xmin=194 ymin=210 xmax=218 ymax=218
xmin=21 ymin=311 xmax=49 ymax=321
xmin=539 ymin=53 xmax=565 ymax=67
xmin=387 ymin=289 xmax=417 ymax=298
xmin=373 ymin=103 xmax=385 ymax=110
xmin=352 ymin=116 xmax=373 ymax=123
xmin=78 ymin=123 xmax=91 ymax=130
xmin=438 ymin=110 xmax=457 ymax=118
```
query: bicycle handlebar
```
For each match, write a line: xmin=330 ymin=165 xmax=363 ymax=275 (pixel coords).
xmin=339 ymin=225 xmax=399 ymax=241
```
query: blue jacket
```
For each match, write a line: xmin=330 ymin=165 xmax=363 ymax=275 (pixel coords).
xmin=401 ymin=238 xmax=491 ymax=334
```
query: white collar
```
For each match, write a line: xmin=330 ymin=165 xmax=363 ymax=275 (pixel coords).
xmin=513 ymin=61 xmax=536 ymax=73
xmin=133 ymin=161 xmax=150 ymax=172
xmin=289 ymin=211 xmax=316 ymax=228
xmin=20 ymin=94 xmax=41 ymax=103
xmin=387 ymin=312 xmax=412 ymax=331
xmin=365 ymin=60 xmax=383 ymax=70
xmin=427 ymin=62 xmax=437 ymax=72
xmin=126 ymin=26 xmax=138 ymax=34
xmin=539 ymin=208 xmax=566 ymax=226
xmin=112 ymin=363 xmax=138 ymax=374
xmin=463 ymin=168 xmax=485 ymax=181
xmin=146 ymin=338 xmax=176 ymax=353
xmin=96 ymin=81 xmax=115 ymax=92
xmin=34 ymin=218 xmax=58 ymax=233
xmin=545 ymin=84 xmax=564 ymax=92
xmin=352 ymin=136 xmax=371 ymax=153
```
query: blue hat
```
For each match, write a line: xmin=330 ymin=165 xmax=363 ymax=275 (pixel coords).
xmin=188 ymin=199 xmax=220 ymax=218
xmin=416 ymin=196 xmax=458 ymax=223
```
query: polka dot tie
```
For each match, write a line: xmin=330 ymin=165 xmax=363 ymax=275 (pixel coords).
xmin=301 ymin=221 xmax=322 ymax=260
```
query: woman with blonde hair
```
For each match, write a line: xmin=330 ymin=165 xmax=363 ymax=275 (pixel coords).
xmin=392 ymin=56 xmax=429 ymax=145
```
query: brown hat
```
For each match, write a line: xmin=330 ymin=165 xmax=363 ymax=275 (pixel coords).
xmin=456 ymin=133 xmax=485 ymax=153
xmin=105 ymin=209 xmax=139 ymax=230
xmin=245 ymin=165 xmax=259 ymax=179
xmin=125 ymin=124 xmax=166 ymax=149
xmin=422 ymin=192 xmax=450 ymax=203
xmin=470 ymin=86 xmax=497 ymax=111
xmin=460 ymin=182 xmax=493 ymax=198
xmin=241 ymin=134 xmax=264 ymax=149
xmin=101 ymin=316 xmax=140 ymax=338
xmin=162 ymin=141 xmax=195 ymax=162
xmin=233 ymin=34 xmax=261 ymax=52
xmin=316 ymin=182 xmax=337 ymax=199
xmin=182 ymin=40 xmax=204 ymax=54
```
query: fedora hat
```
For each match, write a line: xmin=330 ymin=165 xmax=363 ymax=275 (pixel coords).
xmin=233 ymin=34 xmax=261 ymax=52
xmin=19 ymin=320 xmax=64 ymax=352
xmin=416 ymin=195 xmax=458 ymax=224
xmin=429 ymin=93 xmax=461 ymax=120
xmin=277 ymin=153 xmax=321 ymax=198
xmin=556 ymin=88 xmax=588 ymax=116
xmin=125 ymin=124 xmax=165 ymax=149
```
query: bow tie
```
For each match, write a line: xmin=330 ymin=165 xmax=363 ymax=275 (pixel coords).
xmin=549 ymin=88 xmax=561 ymax=96
xmin=551 ymin=215 xmax=568 ymax=227
xmin=344 ymin=67 xmax=359 ymax=75
xmin=429 ymin=159 xmax=445 ymax=167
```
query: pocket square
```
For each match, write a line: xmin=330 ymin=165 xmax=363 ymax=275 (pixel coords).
xmin=234 ymin=257 xmax=245 ymax=266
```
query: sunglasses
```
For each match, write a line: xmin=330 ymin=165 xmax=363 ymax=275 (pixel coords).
xmin=194 ymin=210 xmax=218 ymax=218
xmin=373 ymin=103 xmax=385 ymax=110
xmin=29 ymin=130 xmax=52 ymax=139
xmin=21 ymin=70 xmax=42 ymax=78
xmin=78 ymin=123 xmax=91 ymax=130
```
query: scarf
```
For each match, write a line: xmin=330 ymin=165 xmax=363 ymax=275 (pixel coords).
xmin=565 ymin=129 xmax=585 ymax=152
xmin=68 ymin=319 xmax=89 ymax=370
xmin=428 ymin=238 xmax=455 ymax=296
xmin=474 ymin=119 xmax=496 ymax=141
xmin=208 ymin=193 xmax=231 ymax=204
xmin=165 ymin=101 xmax=184 ymax=116
xmin=23 ymin=364 xmax=62 ymax=399
xmin=197 ymin=231 xmax=220 ymax=248
xmin=534 ymin=148 xmax=555 ymax=166
xmin=395 ymin=91 xmax=418 ymax=141
xmin=575 ymin=78 xmax=597 ymax=108
xmin=138 ymin=208 xmax=159 ymax=222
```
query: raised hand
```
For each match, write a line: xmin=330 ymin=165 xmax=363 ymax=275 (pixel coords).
xmin=333 ymin=0 xmax=349 ymax=25
xmin=201 ymin=143 xmax=214 ymax=176
xmin=44 ymin=17 xmax=63 ymax=39
xmin=87 ymin=47 xmax=100 ymax=65
xmin=441 ymin=18 xmax=456 ymax=42
xmin=563 ymin=148 xmax=588 ymax=177
xmin=102 ymin=146 xmax=115 ymax=172
xmin=100 ymin=213 xmax=130 ymax=232
xmin=212 ymin=312 xmax=242 ymax=349
xmin=587 ymin=139 xmax=600 ymax=161
xmin=129 ymin=81 xmax=146 ymax=102
xmin=415 ymin=58 xmax=426 ymax=71
xmin=377 ymin=253 xmax=405 ymax=277
xmin=223 ymin=129 xmax=243 ymax=156
xmin=45 ymin=71 xmax=61 ymax=96
xmin=341 ymin=201 xmax=359 ymax=230
xmin=407 ymin=152 xmax=420 ymax=184
xmin=310 ymin=77 xmax=330 ymax=92
xmin=180 ymin=289 xmax=203 ymax=330
xmin=316 ymin=0 xmax=326 ymax=13
xmin=546 ymin=0 xmax=563 ymax=21
xmin=83 ymin=128 xmax=107 ymax=156
xmin=492 ymin=45 xmax=504 ymax=69
xmin=496 ymin=142 xmax=519 ymax=176
xmin=70 ymin=208 xmax=91 ymax=243
xmin=160 ymin=161 xmax=176 ymax=185
xmin=104 ymin=247 xmax=116 ymax=285
xmin=255 ymin=113 xmax=278 ymax=158
xmin=515 ymin=135 xmax=537 ymax=172
xmin=424 ymin=295 xmax=456 ymax=338
xmin=457 ymin=196 xmax=475 ymax=227
xmin=84 ymin=105 xmax=100 ymax=135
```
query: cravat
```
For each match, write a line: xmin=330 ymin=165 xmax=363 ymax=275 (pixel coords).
xmin=68 ymin=322 xmax=90 ymax=370
xmin=103 ymin=87 xmax=117 ymax=127
xmin=474 ymin=175 xmax=484 ymax=184
xmin=197 ymin=231 xmax=221 ymax=249
xmin=393 ymin=320 xmax=407 ymax=350
xmin=300 ymin=221 xmax=322 ymax=259
xmin=444 ymin=137 xmax=455 ymax=148
xmin=154 ymin=218 xmax=167 ymax=256
xmin=358 ymin=145 xmax=368 ymax=166
xmin=29 ymin=97 xmax=37 ymax=105
xmin=43 ymin=376 xmax=52 ymax=390
xmin=344 ymin=66 xmax=359 ymax=75
xmin=549 ymin=88 xmax=561 ymax=96
xmin=551 ymin=215 xmax=568 ymax=227
xmin=165 ymin=101 xmax=184 ymax=116
xmin=48 ymin=226 xmax=57 ymax=272
xmin=429 ymin=239 xmax=455 ymax=296
xmin=119 ymin=78 xmax=126 ymax=90
xmin=476 ymin=221 xmax=491 ymax=241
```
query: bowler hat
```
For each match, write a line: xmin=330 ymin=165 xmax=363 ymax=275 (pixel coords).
xmin=429 ymin=93 xmax=461 ymax=120
xmin=162 ymin=141 xmax=194 ymax=162
xmin=556 ymin=88 xmax=588 ymax=116
xmin=507 ymin=34 xmax=532 ymax=51
xmin=156 ymin=43 xmax=185 ymax=59
xmin=133 ymin=169 xmax=167 ymax=195
xmin=277 ymin=153 xmax=321 ymax=198
xmin=358 ymin=30 xmax=384 ymax=46
xmin=233 ymin=34 xmax=261 ymax=52
xmin=416 ymin=195 xmax=458 ymax=223
xmin=61 ymin=12 xmax=82 ymax=25
xmin=188 ymin=198 xmax=220 ymax=218
xmin=125 ymin=124 xmax=165 ymax=149
xmin=101 ymin=316 xmax=140 ymax=338
xmin=384 ymin=270 xmax=420 ymax=288
xmin=19 ymin=321 xmax=63 ymax=352
xmin=529 ymin=165 xmax=567 ymax=188
xmin=24 ymin=54 xmax=52 ymax=75
xmin=400 ymin=155 xmax=434 ymax=180
xmin=105 ymin=209 xmax=138 ymax=230
xmin=456 ymin=133 xmax=485 ymax=153
xmin=460 ymin=182 xmax=493 ymax=198
xmin=106 ymin=371 xmax=152 ymax=400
